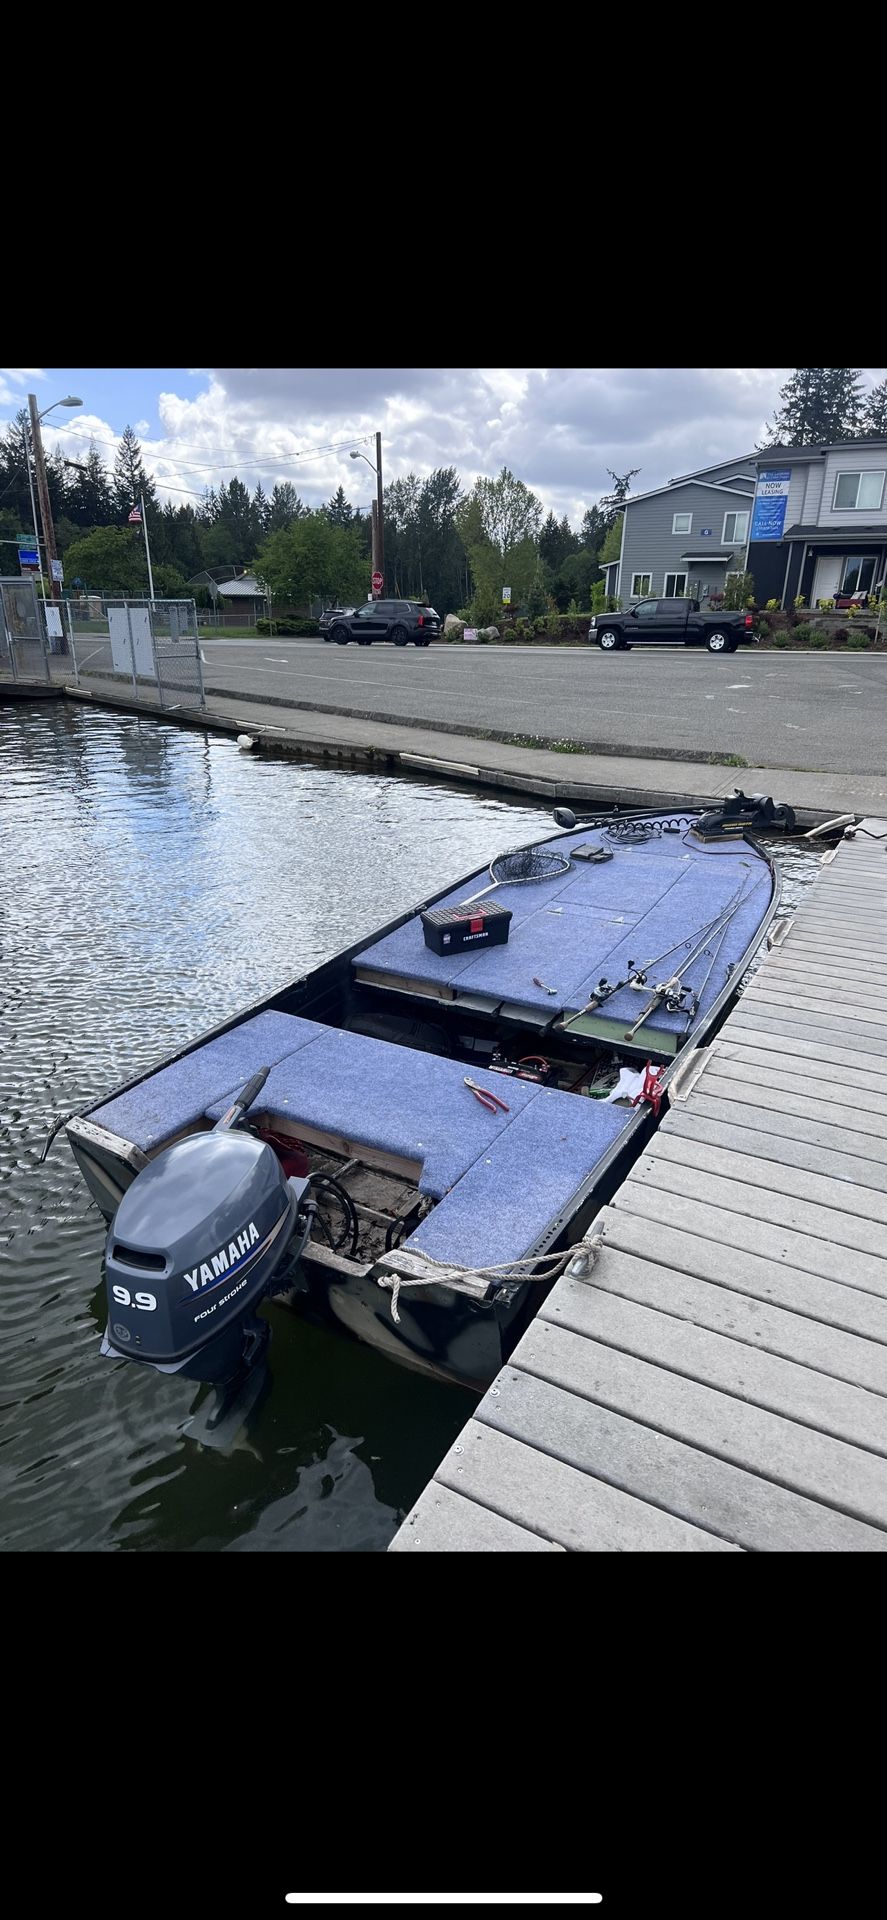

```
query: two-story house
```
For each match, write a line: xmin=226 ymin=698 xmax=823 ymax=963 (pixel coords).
xmin=599 ymin=455 xmax=757 ymax=608
xmin=744 ymin=439 xmax=887 ymax=609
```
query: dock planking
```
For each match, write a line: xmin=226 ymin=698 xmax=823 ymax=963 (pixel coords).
xmin=390 ymin=818 xmax=887 ymax=1551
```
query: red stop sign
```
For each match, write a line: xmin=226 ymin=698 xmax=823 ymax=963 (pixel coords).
xmin=371 ymin=571 xmax=383 ymax=594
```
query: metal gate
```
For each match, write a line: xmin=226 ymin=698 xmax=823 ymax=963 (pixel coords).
xmin=0 ymin=577 xmax=51 ymax=683
xmin=73 ymin=598 xmax=205 ymax=709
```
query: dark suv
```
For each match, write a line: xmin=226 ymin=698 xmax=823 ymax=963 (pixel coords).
xmin=328 ymin=600 xmax=441 ymax=646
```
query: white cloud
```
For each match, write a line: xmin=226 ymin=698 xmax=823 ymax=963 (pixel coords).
xmin=8 ymin=369 xmax=887 ymax=525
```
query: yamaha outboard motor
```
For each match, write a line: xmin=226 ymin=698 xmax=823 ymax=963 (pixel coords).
xmin=102 ymin=1068 xmax=314 ymax=1389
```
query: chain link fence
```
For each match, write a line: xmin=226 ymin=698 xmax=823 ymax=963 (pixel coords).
xmin=0 ymin=577 xmax=52 ymax=682
xmin=67 ymin=597 xmax=206 ymax=709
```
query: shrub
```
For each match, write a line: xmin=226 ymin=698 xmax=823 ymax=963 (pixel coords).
xmin=808 ymin=629 xmax=830 ymax=648
xmin=770 ymin=631 xmax=791 ymax=647
xmin=255 ymin=616 xmax=318 ymax=636
xmin=847 ymin=630 xmax=874 ymax=649
xmin=723 ymin=571 xmax=755 ymax=610
xmin=832 ymin=627 xmax=849 ymax=644
xmin=792 ymin=624 xmax=816 ymax=644
xmin=793 ymin=594 xmax=807 ymax=609
xmin=817 ymin=599 xmax=835 ymax=611
xmin=766 ymin=598 xmax=780 ymax=611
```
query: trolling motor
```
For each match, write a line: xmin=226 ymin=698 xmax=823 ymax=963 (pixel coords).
xmin=102 ymin=1067 xmax=314 ymax=1393
xmin=554 ymin=795 xmax=796 ymax=842
xmin=691 ymin=792 xmax=796 ymax=839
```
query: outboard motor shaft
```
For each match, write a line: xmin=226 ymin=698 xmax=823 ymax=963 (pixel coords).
xmin=102 ymin=1067 xmax=314 ymax=1385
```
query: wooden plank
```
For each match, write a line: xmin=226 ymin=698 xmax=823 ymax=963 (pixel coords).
xmin=512 ymin=1317 xmax=887 ymax=1528
xmin=714 ymin=1025 xmax=887 ymax=1075
xmin=686 ymin=1090 xmax=887 ymax=1164
xmin=713 ymin=1039 xmax=887 ymax=1098
xmin=541 ymin=1271 xmax=887 ymax=1446
xmin=726 ymin=1011 xmax=887 ymax=1056
xmin=612 ymin=1180 xmax=887 ymax=1296
xmin=736 ymin=998 xmax=887 ymax=1044
xmin=744 ymin=984 xmax=887 ymax=1027
xmin=697 ymin=1070 xmax=887 ymax=1142
xmin=663 ymin=1106 xmax=887 ymax=1196
xmin=556 ymin=1252 xmax=887 ymax=1396
xmin=767 ymin=959 xmax=887 ymax=991
xmin=632 ymin=1151 xmax=887 ymax=1256
xmin=726 ymin=1011 xmax=887 ymax=1061
xmin=753 ymin=972 xmax=887 ymax=1008
xmin=434 ymin=1420 xmax=739 ymax=1552
xmin=596 ymin=1204 xmax=887 ymax=1342
xmin=701 ymin=1055 xmax=887 ymax=1122
xmin=477 ymin=1366 xmax=886 ymax=1552
xmin=648 ymin=1126 xmax=887 ymax=1224
xmin=389 ymin=1480 xmax=563 ymax=1551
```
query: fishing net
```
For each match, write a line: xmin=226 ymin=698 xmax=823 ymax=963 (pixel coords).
xmin=462 ymin=846 xmax=573 ymax=904
xmin=490 ymin=848 xmax=572 ymax=883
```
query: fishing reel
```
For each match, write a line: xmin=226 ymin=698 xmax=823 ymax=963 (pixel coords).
xmin=658 ymin=983 xmax=698 ymax=1016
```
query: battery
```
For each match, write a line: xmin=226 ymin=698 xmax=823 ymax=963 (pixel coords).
xmin=421 ymin=900 xmax=513 ymax=954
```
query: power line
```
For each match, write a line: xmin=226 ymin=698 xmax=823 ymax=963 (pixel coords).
xmin=40 ymin=421 xmax=375 ymax=478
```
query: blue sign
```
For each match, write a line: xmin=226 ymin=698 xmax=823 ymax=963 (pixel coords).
xmin=700 ymin=527 xmax=712 ymax=536
xmin=18 ymin=547 xmax=39 ymax=567
xmin=751 ymin=469 xmax=791 ymax=541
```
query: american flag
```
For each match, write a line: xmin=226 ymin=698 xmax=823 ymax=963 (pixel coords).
xmin=128 ymin=503 xmax=142 ymax=524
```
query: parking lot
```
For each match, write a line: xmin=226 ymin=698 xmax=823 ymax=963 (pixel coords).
xmin=197 ymin=637 xmax=887 ymax=775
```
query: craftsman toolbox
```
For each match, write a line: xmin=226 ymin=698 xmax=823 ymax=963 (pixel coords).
xmin=421 ymin=901 xmax=513 ymax=954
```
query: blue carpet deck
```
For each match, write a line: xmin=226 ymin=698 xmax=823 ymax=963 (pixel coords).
xmin=357 ymin=825 xmax=773 ymax=1032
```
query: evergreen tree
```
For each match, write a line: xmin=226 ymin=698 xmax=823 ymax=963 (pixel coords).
xmin=252 ymin=483 xmax=271 ymax=538
xmin=268 ymin=482 xmax=305 ymax=530
xmin=325 ymin=485 xmax=354 ymax=527
xmin=598 ymin=469 xmax=640 ymax=528
xmin=66 ymin=440 xmax=113 ymax=526
xmin=764 ymin=368 xmax=865 ymax=445
xmin=113 ymin=425 xmax=156 ymax=515
xmin=539 ymin=511 xmax=578 ymax=571
xmin=580 ymin=503 xmax=606 ymax=552
xmin=860 ymin=378 xmax=887 ymax=437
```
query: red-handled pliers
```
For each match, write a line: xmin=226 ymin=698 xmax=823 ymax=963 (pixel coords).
xmin=464 ymin=1076 xmax=510 ymax=1114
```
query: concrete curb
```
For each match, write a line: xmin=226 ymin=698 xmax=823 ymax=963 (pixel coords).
xmin=60 ymin=681 xmax=877 ymax=828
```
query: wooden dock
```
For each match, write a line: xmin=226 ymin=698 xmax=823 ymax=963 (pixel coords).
xmin=390 ymin=818 xmax=887 ymax=1552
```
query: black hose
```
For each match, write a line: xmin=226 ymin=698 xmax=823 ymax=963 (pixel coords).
xmin=311 ymin=1175 xmax=359 ymax=1258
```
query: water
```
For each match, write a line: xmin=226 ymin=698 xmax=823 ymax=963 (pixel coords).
xmin=0 ymin=702 xmax=822 ymax=1552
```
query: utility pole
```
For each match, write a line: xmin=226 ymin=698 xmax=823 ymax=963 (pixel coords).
xmin=28 ymin=393 xmax=61 ymax=604
xmin=375 ymin=430 xmax=384 ymax=588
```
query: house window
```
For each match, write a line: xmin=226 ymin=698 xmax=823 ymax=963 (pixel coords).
xmin=672 ymin=512 xmax=692 ymax=535
xmin=631 ymin=572 xmax=652 ymax=597
xmin=833 ymin=470 xmax=886 ymax=512
xmin=841 ymin=556 xmax=877 ymax=595
xmin=722 ymin=509 xmax=749 ymax=544
xmin=663 ymin=572 xmax=688 ymax=597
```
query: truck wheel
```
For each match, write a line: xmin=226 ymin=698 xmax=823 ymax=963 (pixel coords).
xmin=597 ymin=628 xmax=622 ymax=651
xmin=705 ymin=630 xmax=735 ymax=653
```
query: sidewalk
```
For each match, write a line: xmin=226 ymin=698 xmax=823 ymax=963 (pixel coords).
xmin=62 ymin=676 xmax=887 ymax=825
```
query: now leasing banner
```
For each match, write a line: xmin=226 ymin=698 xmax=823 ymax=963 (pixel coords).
xmin=750 ymin=468 xmax=791 ymax=540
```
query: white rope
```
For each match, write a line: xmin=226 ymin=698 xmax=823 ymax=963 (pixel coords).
xmin=378 ymin=1230 xmax=607 ymax=1323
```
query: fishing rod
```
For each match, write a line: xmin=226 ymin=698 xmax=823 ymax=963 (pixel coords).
xmin=677 ymin=908 xmax=737 ymax=1037
xmin=622 ymin=873 xmax=759 ymax=1040
xmin=561 ymin=866 xmax=755 ymax=1032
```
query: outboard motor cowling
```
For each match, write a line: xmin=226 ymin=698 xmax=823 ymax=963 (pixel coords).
xmin=103 ymin=1067 xmax=313 ymax=1385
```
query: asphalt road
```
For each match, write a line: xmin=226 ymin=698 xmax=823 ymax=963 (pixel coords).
xmin=198 ymin=638 xmax=887 ymax=774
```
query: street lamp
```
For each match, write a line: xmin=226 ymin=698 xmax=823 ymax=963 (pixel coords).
xmin=27 ymin=393 xmax=82 ymax=603
xmin=350 ymin=432 xmax=384 ymax=594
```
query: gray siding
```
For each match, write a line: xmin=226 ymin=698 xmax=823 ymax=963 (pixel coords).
xmin=619 ymin=481 xmax=752 ymax=604
xmin=673 ymin=457 xmax=756 ymax=489
xmin=820 ymin=449 xmax=887 ymax=528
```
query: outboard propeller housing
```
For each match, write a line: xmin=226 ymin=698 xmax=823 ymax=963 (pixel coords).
xmin=102 ymin=1068 xmax=313 ymax=1385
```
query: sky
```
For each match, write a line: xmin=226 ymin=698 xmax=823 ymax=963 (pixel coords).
xmin=2 ymin=367 xmax=885 ymax=527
